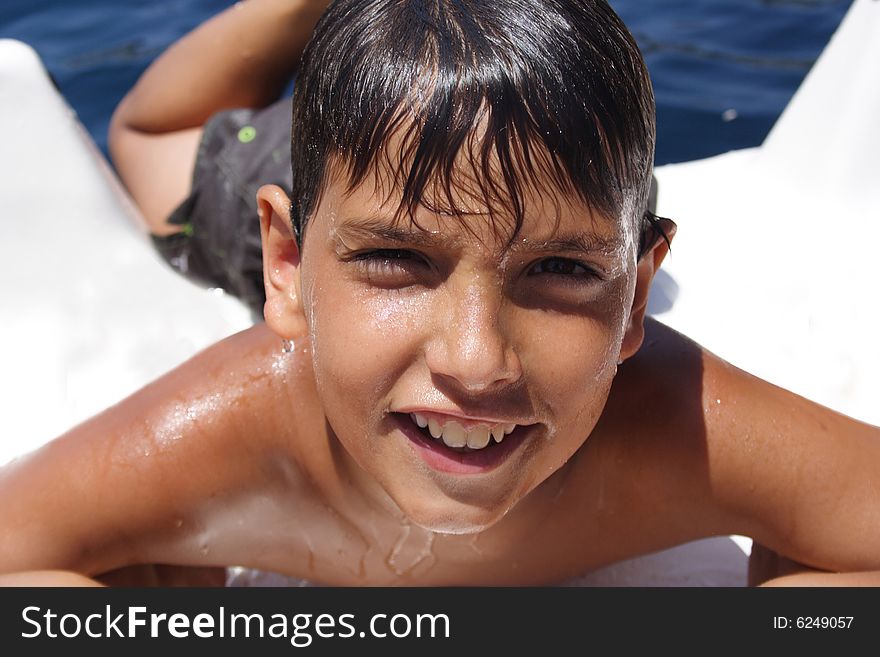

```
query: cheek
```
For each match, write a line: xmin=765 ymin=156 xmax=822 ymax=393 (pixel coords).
xmin=305 ymin=281 xmax=428 ymax=418
xmin=519 ymin=294 xmax=628 ymax=426
xmin=526 ymin=318 xmax=617 ymax=394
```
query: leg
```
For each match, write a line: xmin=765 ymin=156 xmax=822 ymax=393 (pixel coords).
xmin=109 ymin=0 xmax=330 ymax=234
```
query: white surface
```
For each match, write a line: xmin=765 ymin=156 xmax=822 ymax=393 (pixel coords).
xmin=651 ymin=0 xmax=880 ymax=427
xmin=0 ymin=39 xmax=253 ymax=467
xmin=2 ymin=0 xmax=875 ymax=584
xmin=227 ymin=536 xmax=750 ymax=587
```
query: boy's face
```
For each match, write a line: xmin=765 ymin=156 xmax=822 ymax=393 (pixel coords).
xmin=261 ymin=156 xmax=658 ymax=534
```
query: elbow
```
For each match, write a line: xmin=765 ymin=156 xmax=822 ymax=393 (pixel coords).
xmin=0 ymin=570 xmax=104 ymax=587
xmin=107 ymin=97 xmax=133 ymax=170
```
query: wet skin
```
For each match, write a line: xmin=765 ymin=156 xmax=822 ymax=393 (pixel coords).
xmin=2 ymin=178 xmax=880 ymax=585
xmin=287 ymin=170 xmax=643 ymax=537
xmin=7 ymin=315 xmax=877 ymax=586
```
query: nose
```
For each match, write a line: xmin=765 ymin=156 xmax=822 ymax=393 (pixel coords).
xmin=424 ymin=280 xmax=522 ymax=393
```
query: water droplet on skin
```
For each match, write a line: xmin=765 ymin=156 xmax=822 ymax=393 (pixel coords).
xmin=385 ymin=523 xmax=411 ymax=575
xmin=385 ymin=521 xmax=436 ymax=578
xmin=552 ymin=485 xmax=566 ymax=503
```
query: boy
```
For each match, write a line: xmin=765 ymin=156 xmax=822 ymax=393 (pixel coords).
xmin=1 ymin=0 xmax=879 ymax=587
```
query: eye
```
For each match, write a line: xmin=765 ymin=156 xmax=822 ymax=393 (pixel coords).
xmin=349 ymin=249 xmax=429 ymax=286
xmin=353 ymin=248 xmax=421 ymax=267
xmin=528 ymin=257 xmax=597 ymax=279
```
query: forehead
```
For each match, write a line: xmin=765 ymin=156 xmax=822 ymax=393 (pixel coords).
xmin=315 ymin=150 xmax=630 ymax=257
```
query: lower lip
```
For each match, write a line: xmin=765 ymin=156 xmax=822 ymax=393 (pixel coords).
xmin=392 ymin=414 xmax=530 ymax=475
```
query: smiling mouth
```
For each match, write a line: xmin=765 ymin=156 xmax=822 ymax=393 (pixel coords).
xmin=392 ymin=412 xmax=532 ymax=474
xmin=410 ymin=412 xmax=516 ymax=451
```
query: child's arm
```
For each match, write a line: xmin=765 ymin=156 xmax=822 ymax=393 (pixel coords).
xmin=749 ymin=543 xmax=880 ymax=586
xmin=0 ymin=565 xmax=226 ymax=587
xmin=108 ymin=0 xmax=330 ymax=234
xmin=760 ymin=571 xmax=880 ymax=586
xmin=694 ymin=339 xmax=880 ymax=583
xmin=611 ymin=320 xmax=880 ymax=586
xmin=0 ymin=324 xmax=303 ymax=579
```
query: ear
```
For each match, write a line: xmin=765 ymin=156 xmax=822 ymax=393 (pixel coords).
xmin=257 ymin=184 xmax=306 ymax=339
xmin=619 ymin=218 xmax=677 ymax=361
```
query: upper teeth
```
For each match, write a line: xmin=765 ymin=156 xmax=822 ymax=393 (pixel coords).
xmin=411 ymin=413 xmax=516 ymax=450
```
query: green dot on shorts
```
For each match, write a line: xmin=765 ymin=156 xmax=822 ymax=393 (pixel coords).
xmin=238 ymin=125 xmax=257 ymax=143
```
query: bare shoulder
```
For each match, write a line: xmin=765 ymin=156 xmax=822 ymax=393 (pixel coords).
xmin=561 ymin=318 xmax=721 ymax=551
xmin=598 ymin=318 xmax=880 ymax=570
xmin=694 ymin=331 xmax=880 ymax=570
xmin=0 ymin=323 xmax=322 ymax=576
xmin=85 ymin=322 xmax=318 ymax=469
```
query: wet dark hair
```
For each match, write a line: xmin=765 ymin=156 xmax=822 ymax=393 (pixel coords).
xmin=290 ymin=0 xmax=664 ymax=256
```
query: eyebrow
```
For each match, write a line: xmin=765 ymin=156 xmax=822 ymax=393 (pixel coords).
xmin=334 ymin=218 xmax=624 ymax=256
xmin=335 ymin=220 xmax=461 ymax=250
xmin=520 ymin=233 xmax=624 ymax=256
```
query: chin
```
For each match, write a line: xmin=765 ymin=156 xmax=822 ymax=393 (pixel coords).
xmin=397 ymin=493 xmax=512 ymax=535
xmin=409 ymin=514 xmax=494 ymax=536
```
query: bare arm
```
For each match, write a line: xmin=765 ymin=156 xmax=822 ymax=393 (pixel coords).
xmin=109 ymin=0 xmax=330 ymax=233
xmin=749 ymin=543 xmax=880 ymax=586
xmin=0 ymin=324 xmax=299 ymax=578
xmin=697 ymin=341 xmax=880 ymax=585
xmin=608 ymin=320 xmax=880 ymax=586
xmin=760 ymin=571 xmax=880 ymax=586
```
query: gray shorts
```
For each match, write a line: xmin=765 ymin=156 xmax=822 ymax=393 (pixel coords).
xmin=152 ymin=96 xmax=293 ymax=315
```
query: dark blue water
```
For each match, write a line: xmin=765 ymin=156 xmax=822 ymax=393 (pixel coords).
xmin=0 ymin=0 xmax=851 ymax=165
